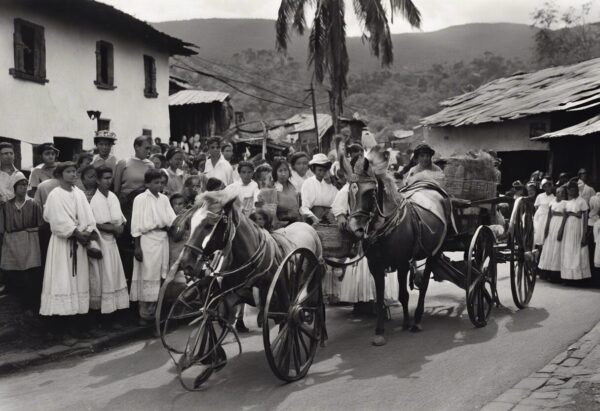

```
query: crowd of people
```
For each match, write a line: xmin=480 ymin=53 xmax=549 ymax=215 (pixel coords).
xmin=0 ymin=131 xmax=398 ymax=344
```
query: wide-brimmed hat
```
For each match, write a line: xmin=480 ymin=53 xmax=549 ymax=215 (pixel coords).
xmin=94 ymin=130 xmax=117 ymax=144
xmin=413 ymin=143 xmax=435 ymax=157
xmin=309 ymin=153 xmax=332 ymax=168
xmin=36 ymin=143 xmax=60 ymax=156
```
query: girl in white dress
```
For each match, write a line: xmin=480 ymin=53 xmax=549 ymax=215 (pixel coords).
xmin=533 ymin=179 xmax=555 ymax=247
xmin=40 ymin=162 xmax=97 ymax=316
xmin=559 ymin=179 xmax=591 ymax=280
xmin=538 ymin=186 xmax=566 ymax=273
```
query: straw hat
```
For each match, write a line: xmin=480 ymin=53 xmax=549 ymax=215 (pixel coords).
xmin=309 ymin=153 xmax=332 ymax=168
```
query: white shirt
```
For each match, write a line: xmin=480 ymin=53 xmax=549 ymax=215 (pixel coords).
xmin=578 ymin=180 xmax=596 ymax=206
xmin=230 ymin=180 xmax=259 ymax=215
xmin=0 ymin=165 xmax=19 ymax=202
xmin=204 ymin=155 xmax=234 ymax=186
xmin=300 ymin=176 xmax=338 ymax=221
xmin=130 ymin=190 xmax=176 ymax=237
xmin=290 ymin=169 xmax=313 ymax=193
xmin=331 ymin=183 xmax=350 ymax=217
xmin=90 ymin=189 xmax=126 ymax=225
xmin=588 ymin=194 xmax=600 ymax=227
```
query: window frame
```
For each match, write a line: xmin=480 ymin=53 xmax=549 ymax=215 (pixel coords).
xmin=94 ymin=40 xmax=116 ymax=90
xmin=9 ymin=18 xmax=48 ymax=84
xmin=143 ymin=55 xmax=158 ymax=98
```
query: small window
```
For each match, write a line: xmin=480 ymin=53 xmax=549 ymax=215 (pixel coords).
xmin=143 ymin=55 xmax=158 ymax=98
xmin=94 ymin=41 xmax=115 ymax=89
xmin=97 ymin=118 xmax=111 ymax=131
xmin=142 ymin=129 xmax=152 ymax=138
xmin=10 ymin=18 xmax=47 ymax=84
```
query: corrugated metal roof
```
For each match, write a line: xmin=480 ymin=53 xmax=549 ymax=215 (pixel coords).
xmin=169 ymin=90 xmax=230 ymax=106
xmin=286 ymin=113 xmax=333 ymax=138
xmin=533 ymin=115 xmax=600 ymax=140
xmin=422 ymin=57 xmax=600 ymax=127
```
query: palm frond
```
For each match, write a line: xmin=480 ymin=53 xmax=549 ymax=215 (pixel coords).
xmin=308 ymin=1 xmax=327 ymax=83
xmin=276 ymin=0 xmax=311 ymax=52
xmin=390 ymin=0 xmax=422 ymax=28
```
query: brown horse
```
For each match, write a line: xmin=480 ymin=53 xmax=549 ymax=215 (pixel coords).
xmin=343 ymin=148 xmax=449 ymax=346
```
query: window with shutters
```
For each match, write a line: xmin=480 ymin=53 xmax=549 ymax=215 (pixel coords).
xmin=143 ymin=55 xmax=158 ymax=98
xmin=94 ymin=41 xmax=115 ymax=89
xmin=9 ymin=18 xmax=47 ymax=84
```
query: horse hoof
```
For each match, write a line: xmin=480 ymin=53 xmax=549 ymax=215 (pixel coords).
xmin=410 ymin=324 xmax=423 ymax=333
xmin=372 ymin=335 xmax=387 ymax=346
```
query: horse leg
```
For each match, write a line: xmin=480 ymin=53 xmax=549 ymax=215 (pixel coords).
xmin=411 ymin=258 xmax=432 ymax=332
xmin=397 ymin=262 xmax=411 ymax=330
xmin=371 ymin=267 xmax=387 ymax=346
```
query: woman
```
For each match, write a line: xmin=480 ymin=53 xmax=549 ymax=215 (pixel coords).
xmin=40 ymin=162 xmax=97 ymax=317
xmin=300 ymin=153 xmax=338 ymax=225
xmin=289 ymin=152 xmax=313 ymax=192
xmin=559 ymin=178 xmax=591 ymax=281
xmin=79 ymin=165 xmax=98 ymax=202
xmin=538 ymin=186 xmax=566 ymax=275
xmin=533 ymin=179 xmax=555 ymax=248
xmin=272 ymin=159 xmax=301 ymax=228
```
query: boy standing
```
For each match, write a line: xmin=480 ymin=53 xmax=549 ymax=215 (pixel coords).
xmin=230 ymin=161 xmax=259 ymax=216
xmin=130 ymin=169 xmax=176 ymax=321
xmin=204 ymin=136 xmax=233 ymax=186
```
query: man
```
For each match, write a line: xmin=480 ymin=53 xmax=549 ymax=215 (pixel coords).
xmin=91 ymin=130 xmax=118 ymax=172
xmin=112 ymin=135 xmax=154 ymax=204
xmin=204 ymin=136 xmax=233 ymax=186
xmin=28 ymin=143 xmax=59 ymax=198
xmin=404 ymin=144 xmax=444 ymax=186
xmin=0 ymin=142 xmax=20 ymax=203
xmin=578 ymin=168 xmax=596 ymax=206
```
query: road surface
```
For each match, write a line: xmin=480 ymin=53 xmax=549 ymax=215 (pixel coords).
xmin=1 ymin=261 xmax=599 ymax=411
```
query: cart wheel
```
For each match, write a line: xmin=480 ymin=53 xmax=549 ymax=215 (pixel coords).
xmin=466 ymin=226 xmax=497 ymax=327
xmin=158 ymin=277 xmax=217 ymax=354
xmin=263 ymin=248 xmax=323 ymax=382
xmin=509 ymin=198 xmax=536 ymax=309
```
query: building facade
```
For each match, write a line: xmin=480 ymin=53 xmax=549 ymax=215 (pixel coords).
xmin=0 ymin=0 xmax=194 ymax=168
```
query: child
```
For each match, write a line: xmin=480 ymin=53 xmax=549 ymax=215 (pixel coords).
xmin=0 ymin=173 xmax=44 ymax=313
xmin=130 ymin=169 xmax=177 ymax=321
xmin=88 ymin=167 xmax=129 ymax=314
xmin=159 ymin=171 xmax=169 ymax=195
xmin=182 ymin=175 xmax=203 ymax=206
xmin=230 ymin=161 xmax=259 ymax=216
xmin=249 ymin=209 xmax=272 ymax=231
xmin=254 ymin=164 xmax=278 ymax=226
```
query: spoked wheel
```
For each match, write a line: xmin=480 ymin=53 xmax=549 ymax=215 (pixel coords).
xmin=509 ymin=198 xmax=536 ymax=309
xmin=263 ymin=248 xmax=323 ymax=382
xmin=465 ymin=226 xmax=497 ymax=327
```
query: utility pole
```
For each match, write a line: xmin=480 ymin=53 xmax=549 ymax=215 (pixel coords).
xmin=307 ymin=80 xmax=320 ymax=153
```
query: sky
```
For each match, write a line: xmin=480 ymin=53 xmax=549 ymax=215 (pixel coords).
xmin=100 ymin=0 xmax=600 ymax=35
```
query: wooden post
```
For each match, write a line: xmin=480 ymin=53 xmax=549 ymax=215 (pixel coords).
xmin=309 ymin=81 xmax=320 ymax=153
xmin=261 ymin=120 xmax=267 ymax=161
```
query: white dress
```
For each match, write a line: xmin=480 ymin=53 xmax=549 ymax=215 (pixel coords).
xmin=89 ymin=190 xmax=130 ymax=313
xmin=538 ymin=200 xmax=565 ymax=272
xmin=40 ymin=187 xmax=96 ymax=316
xmin=560 ymin=197 xmax=591 ymax=280
xmin=332 ymin=184 xmax=399 ymax=304
xmin=533 ymin=193 xmax=555 ymax=246
xmin=130 ymin=190 xmax=176 ymax=302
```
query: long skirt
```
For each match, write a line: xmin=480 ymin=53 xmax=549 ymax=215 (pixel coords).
xmin=533 ymin=208 xmax=549 ymax=246
xmin=340 ymin=258 xmax=399 ymax=304
xmin=89 ymin=232 xmax=130 ymax=313
xmin=561 ymin=217 xmax=591 ymax=280
xmin=130 ymin=230 xmax=170 ymax=302
xmin=538 ymin=217 xmax=563 ymax=271
xmin=40 ymin=236 xmax=90 ymax=316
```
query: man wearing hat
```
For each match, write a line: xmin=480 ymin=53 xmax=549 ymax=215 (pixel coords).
xmin=405 ymin=144 xmax=444 ymax=186
xmin=300 ymin=153 xmax=338 ymax=225
xmin=28 ymin=143 xmax=59 ymax=198
xmin=91 ymin=130 xmax=117 ymax=173
xmin=577 ymin=168 xmax=596 ymax=206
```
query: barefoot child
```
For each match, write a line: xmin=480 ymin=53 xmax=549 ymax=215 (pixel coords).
xmin=130 ymin=169 xmax=177 ymax=321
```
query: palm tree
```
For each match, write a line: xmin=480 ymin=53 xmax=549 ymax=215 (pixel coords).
xmin=276 ymin=0 xmax=421 ymax=129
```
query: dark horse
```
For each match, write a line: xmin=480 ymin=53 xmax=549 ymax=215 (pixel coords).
xmin=343 ymin=148 xmax=450 ymax=346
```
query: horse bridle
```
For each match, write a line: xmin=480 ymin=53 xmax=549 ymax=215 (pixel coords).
xmin=349 ymin=176 xmax=397 ymax=237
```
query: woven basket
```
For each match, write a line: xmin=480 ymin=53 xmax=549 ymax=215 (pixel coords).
xmin=314 ymin=224 xmax=355 ymax=259
xmin=445 ymin=177 xmax=496 ymax=201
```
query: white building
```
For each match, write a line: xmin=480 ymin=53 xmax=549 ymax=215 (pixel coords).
xmin=0 ymin=0 xmax=195 ymax=169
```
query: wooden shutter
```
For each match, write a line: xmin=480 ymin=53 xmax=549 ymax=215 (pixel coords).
xmin=13 ymin=19 xmax=24 ymax=72
xmin=107 ymin=43 xmax=114 ymax=86
xmin=150 ymin=57 xmax=156 ymax=93
xmin=33 ymin=24 xmax=45 ymax=79
xmin=95 ymin=41 xmax=102 ymax=84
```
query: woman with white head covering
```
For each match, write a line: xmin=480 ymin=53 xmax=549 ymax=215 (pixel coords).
xmin=300 ymin=153 xmax=338 ymax=225
xmin=534 ymin=178 xmax=555 ymax=247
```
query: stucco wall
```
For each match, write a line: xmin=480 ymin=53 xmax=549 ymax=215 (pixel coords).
xmin=424 ymin=117 xmax=550 ymax=157
xmin=0 ymin=3 xmax=171 ymax=167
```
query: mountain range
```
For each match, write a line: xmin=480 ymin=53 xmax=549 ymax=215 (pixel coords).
xmin=153 ymin=19 xmax=537 ymax=72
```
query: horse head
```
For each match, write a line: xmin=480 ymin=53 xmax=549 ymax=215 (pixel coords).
xmin=179 ymin=185 xmax=240 ymax=277
xmin=347 ymin=147 xmax=392 ymax=239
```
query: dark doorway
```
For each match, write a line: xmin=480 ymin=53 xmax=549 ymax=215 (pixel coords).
xmin=53 ymin=137 xmax=83 ymax=162
xmin=497 ymin=150 xmax=549 ymax=192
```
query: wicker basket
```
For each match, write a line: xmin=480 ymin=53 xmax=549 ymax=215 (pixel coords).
xmin=314 ymin=224 xmax=355 ymax=259
xmin=445 ymin=177 xmax=497 ymax=201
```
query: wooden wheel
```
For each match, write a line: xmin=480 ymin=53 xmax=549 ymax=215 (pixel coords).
xmin=263 ymin=248 xmax=323 ymax=382
xmin=509 ymin=198 xmax=536 ymax=309
xmin=466 ymin=226 xmax=497 ymax=327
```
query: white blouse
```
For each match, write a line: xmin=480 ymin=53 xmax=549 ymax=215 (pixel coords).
xmin=130 ymin=190 xmax=176 ymax=237
xmin=300 ymin=176 xmax=338 ymax=221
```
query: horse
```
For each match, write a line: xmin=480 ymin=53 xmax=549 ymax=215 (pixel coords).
xmin=342 ymin=147 xmax=450 ymax=346
xmin=175 ymin=185 xmax=324 ymax=336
